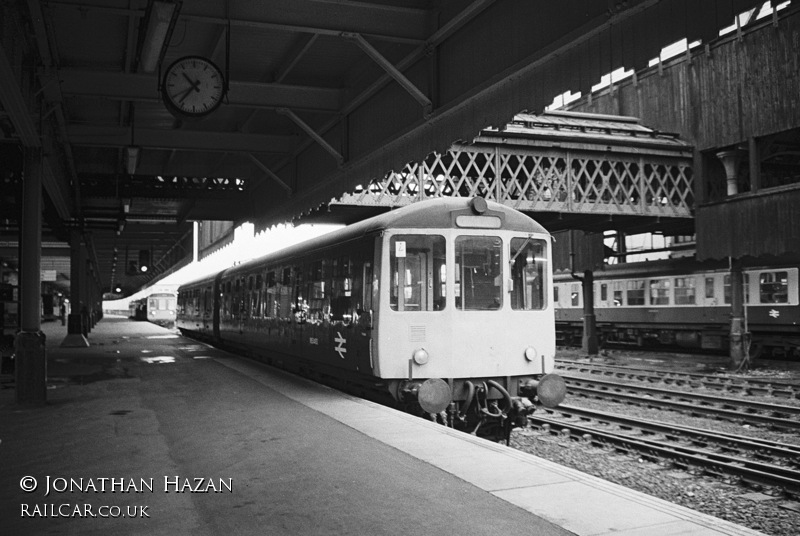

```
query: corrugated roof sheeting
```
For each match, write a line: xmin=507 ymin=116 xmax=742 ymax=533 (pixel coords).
xmin=253 ymin=0 xmax=769 ymax=231
xmin=696 ymin=186 xmax=800 ymax=260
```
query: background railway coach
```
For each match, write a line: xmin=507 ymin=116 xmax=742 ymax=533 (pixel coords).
xmin=177 ymin=197 xmax=566 ymax=440
xmin=554 ymin=257 xmax=800 ymax=358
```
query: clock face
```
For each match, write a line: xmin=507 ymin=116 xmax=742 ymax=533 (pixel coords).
xmin=162 ymin=56 xmax=225 ymax=118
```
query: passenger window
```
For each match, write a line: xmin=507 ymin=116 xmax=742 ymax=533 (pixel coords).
xmin=704 ymin=277 xmax=715 ymax=300
xmin=455 ymin=236 xmax=502 ymax=310
xmin=760 ymin=271 xmax=788 ymax=303
xmin=305 ymin=261 xmax=328 ymax=323
xmin=600 ymin=284 xmax=608 ymax=302
xmin=510 ymin=237 xmax=547 ymax=310
xmin=674 ymin=277 xmax=696 ymax=305
xmin=570 ymin=283 xmax=580 ymax=307
xmin=626 ymin=280 xmax=645 ymax=305
xmin=330 ymin=256 xmax=356 ymax=324
xmin=363 ymin=262 xmax=374 ymax=312
xmin=553 ymin=286 xmax=559 ymax=304
xmin=265 ymin=271 xmax=277 ymax=318
xmin=649 ymin=279 xmax=670 ymax=305
xmin=612 ymin=281 xmax=624 ymax=306
xmin=390 ymin=235 xmax=446 ymax=311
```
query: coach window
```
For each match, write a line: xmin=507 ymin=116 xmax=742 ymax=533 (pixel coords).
xmin=455 ymin=236 xmax=502 ymax=310
xmin=704 ymin=277 xmax=715 ymax=300
xmin=265 ymin=271 xmax=277 ymax=317
xmin=627 ymin=280 xmax=645 ymax=306
xmin=612 ymin=282 xmax=624 ymax=306
xmin=220 ymin=281 xmax=228 ymax=316
xmin=331 ymin=256 xmax=355 ymax=323
xmin=600 ymin=284 xmax=608 ymax=302
xmin=510 ymin=237 xmax=547 ymax=310
xmin=280 ymin=267 xmax=293 ymax=320
xmin=362 ymin=262 xmax=374 ymax=312
xmin=570 ymin=284 xmax=580 ymax=307
xmin=307 ymin=260 xmax=328 ymax=322
xmin=391 ymin=235 xmax=446 ymax=311
xmin=253 ymin=274 xmax=263 ymax=317
xmin=203 ymin=287 xmax=212 ymax=315
xmin=760 ymin=272 xmax=788 ymax=303
xmin=649 ymin=279 xmax=670 ymax=305
xmin=553 ymin=286 xmax=559 ymax=304
xmin=674 ymin=277 xmax=696 ymax=305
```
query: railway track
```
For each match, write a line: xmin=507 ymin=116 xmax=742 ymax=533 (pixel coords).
xmin=561 ymin=375 xmax=800 ymax=431
xmin=556 ymin=359 xmax=800 ymax=399
xmin=529 ymin=405 xmax=800 ymax=498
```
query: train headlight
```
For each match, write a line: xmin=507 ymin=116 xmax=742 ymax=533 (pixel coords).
xmin=412 ymin=348 xmax=429 ymax=365
xmin=524 ymin=346 xmax=537 ymax=361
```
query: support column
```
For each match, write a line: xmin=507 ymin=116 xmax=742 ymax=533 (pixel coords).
xmin=61 ymin=231 xmax=89 ymax=347
xmin=15 ymin=148 xmax=47 ymax=405
xmin=729 ymin=257 xmax=747 ymax=369
xmin=581 ymin=270 xmax=599 ymax=356
xmin=717 ymin=149 xmax=741 ymax=196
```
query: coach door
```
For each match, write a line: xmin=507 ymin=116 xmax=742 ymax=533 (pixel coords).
xmin=396 ymin=250 xmax=429 ymax=311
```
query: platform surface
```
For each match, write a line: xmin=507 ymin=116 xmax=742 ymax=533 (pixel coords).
xmin=0 ymin=317 xmax=768 ymax=535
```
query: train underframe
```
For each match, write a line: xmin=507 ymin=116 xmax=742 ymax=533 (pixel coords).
xmin=390 ymin=374 xmax=566 ymax=443
xmin=557 ymin=322 xmax=800 ymax=360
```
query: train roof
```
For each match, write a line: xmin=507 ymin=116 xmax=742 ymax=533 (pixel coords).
xmin=179 ymin=197 xmax=548 ymax=289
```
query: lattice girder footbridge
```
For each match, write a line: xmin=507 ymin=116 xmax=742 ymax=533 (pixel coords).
xmin=333 ymin=111 xmax=694 ymax=235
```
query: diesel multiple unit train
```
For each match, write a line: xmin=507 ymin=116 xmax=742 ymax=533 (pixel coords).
xmin=554 ymin=256 xmax=800 ymax=358
xmin=129 ymin=292 xmax=177 ymax=328
xmin=176 ymin=197 xmax=566 ymax=440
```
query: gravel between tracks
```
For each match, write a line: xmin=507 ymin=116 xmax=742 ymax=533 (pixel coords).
xmin=509 ymin=350 xmax=800 ymax=536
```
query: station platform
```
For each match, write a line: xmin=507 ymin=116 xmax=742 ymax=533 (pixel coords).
xmin=0 ymin=317 xmax=768 ymax=536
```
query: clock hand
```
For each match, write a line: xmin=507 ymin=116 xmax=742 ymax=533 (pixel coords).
xmin=179 ymin=72 xmax=202 ymax=97
xmin=174 ymin=85 xmax=195 ymax=104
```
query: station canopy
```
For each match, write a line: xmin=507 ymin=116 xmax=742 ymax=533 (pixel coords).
xmin=0 ymin=0 xmax=768 ymax=295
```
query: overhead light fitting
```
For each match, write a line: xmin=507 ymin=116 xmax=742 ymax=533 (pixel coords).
xmin=126 ymin=146 xmax=140 ymax=175
xmin=138 ymin=1 xmax=181 ymax=73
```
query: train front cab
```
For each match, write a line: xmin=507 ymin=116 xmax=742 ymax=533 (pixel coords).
xmin=372 ymin=199 xmax=566 ymax=437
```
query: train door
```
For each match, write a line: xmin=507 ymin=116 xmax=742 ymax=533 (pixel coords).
xmin=325 ymin=242 xmax=375 ymax=374
xmin=394 ymin=248 xmax=429 ymax=311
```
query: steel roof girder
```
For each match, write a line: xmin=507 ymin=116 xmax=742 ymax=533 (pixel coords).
xmin=248 ymin=154 xmax=293 ymax=194
xmin=276 ymin=107 xmax=343 ymax=165
xmin=58 ymin=69 xmax=344 ymax=112
xmin=67 ymin=124 xmax=297 ymax=154
xmin=342 ymin=32 xmax=432 ymax=119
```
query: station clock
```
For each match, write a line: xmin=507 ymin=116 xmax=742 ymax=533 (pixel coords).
xmin=161 ymin=56 xmax=226 ymax=119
